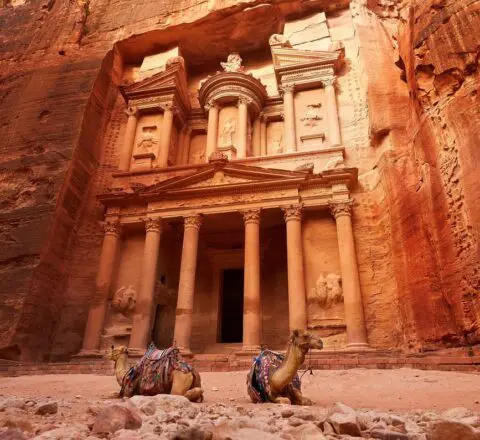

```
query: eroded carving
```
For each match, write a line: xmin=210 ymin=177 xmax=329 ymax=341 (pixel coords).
xmin=282 ymin=204 xmax=303 ymax=221
xmin=269 ymin=34 xmax=291 ymax=47
xmin=220 ymin=52 xmax=244 ymax=73
xmin=243 ymin=208 xmax=261 ymax=224
xmin=314 ymin=274 xmax=343 ymax=308
xmin=221 ymin=118 xmax=236 ymax=148
xmin=329 ymin=200 xmax=353 ymax=219
xmin=112 ymin=285 xmax=137 ymax=314
xmin=301 ymin=104 xmax=323 ymax=128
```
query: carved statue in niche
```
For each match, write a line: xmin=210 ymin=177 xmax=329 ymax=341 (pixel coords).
xmin=221 ymin=118 xmax=236 ymax=147
xmin=301 ymin=104 xmax=323 ymax=129
xmin=112 ymin=285 xmax=137 ymax=314
xmin=220 ymin=53 xmax=244 ymax=73
xmin=314 ymin=273 xmax=343 ymax=309
xmin=136 ymin=137 xmax=158 ymax=153
xmin=272 ymin=134 xmax=283 ymax=154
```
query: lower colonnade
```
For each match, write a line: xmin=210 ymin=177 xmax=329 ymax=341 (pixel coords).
xmin=80 ymin=197 xmax=369 ymax=356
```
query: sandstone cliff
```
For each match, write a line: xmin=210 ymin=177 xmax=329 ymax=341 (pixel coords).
xmin=0 ymin=0 xmax=478 ymax=360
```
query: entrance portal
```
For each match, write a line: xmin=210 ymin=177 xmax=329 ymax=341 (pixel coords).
xmin=219 ymin=269 xmax=244 ymax=343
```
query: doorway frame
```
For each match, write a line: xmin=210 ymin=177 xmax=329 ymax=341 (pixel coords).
xmin=206 ymin=249 xmax=244 ymax=344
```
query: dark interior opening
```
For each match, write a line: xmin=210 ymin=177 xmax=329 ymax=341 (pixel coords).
xmin=151 ymin=304 xmax=166 ymax=348
xmin=220 ymin=268 xmax=244 ymax=343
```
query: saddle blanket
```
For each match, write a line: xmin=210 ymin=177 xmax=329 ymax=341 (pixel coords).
xmin=246 ymin=349 xmax=302 ymax=403
xmin=120 ymin=342 xmax=192 ymax=397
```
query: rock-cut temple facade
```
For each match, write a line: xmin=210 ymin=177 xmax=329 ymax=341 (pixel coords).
xmin=1 ymin=0 xmax=479 ymax=363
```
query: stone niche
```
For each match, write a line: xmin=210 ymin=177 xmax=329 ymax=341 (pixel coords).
xmin=295 ymin=89 xmax=327 ymax=150
xmin=302 ymin=211 xmax=346 ymax=349
xmin=132 ymin=113 xmax=163 ymax=169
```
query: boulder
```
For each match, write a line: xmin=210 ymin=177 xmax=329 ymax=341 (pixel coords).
xmin=35 ymin=402 xmax=58 ymax=416
xmin=426 ymin=419 xmax=480 ymax=440
xmin=34 ymin=425 xmax=90 ymax=440
xmin=0 ymin=429 xmax=26 ymax=440
xmin=441 ymin=407 xmax=473 ymax=420
xmin=0 ymin=416 xmax=32 ymax=434
xmin=327 ymin=404 xmax=361 ymax=437
xmin=0 ymin=400 xmax=25 ymax=412
xmin=370 ymin=429 xmax=410 ymax=440
xmin=92 ymin=404 xmax=142 ymax=436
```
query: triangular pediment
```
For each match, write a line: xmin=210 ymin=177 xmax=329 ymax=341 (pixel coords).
xmin=139 ymin=162 xmax=310 ymax=196
xmin=271 ymin=46 xmax=344 ymax=72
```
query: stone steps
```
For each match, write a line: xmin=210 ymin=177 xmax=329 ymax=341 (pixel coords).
xmin=1 ymin=353 xmax=479 ymax=377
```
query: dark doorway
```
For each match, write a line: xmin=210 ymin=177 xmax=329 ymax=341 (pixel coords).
xmin=219 ymin=269 xmax=244 ymax=343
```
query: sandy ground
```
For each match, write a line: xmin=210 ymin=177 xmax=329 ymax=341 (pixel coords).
xmin=1 ymin=368 xmax=479 ymax=412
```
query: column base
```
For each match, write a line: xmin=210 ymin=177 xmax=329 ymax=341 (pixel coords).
xmin=345 ymin=342 xmax=372 ymax=351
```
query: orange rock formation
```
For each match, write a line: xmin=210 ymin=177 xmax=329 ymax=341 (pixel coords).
xmin=0 ymin=0 xmax=478 ymax=362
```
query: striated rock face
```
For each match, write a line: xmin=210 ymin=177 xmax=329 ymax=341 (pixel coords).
xmin=0 ymin=0 xmax=478 ymax=361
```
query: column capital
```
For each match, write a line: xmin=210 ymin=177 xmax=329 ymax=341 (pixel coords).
xmin=104 ymin=220 xmax=122 ymax=237
xmin=280 ymin=83 xmax=295 ymax=95
xmin=282 ymin=204 xmax=303 ymax=222
xmin=144 ymin=217 xmax=162 ymax=232
xmin=242 ymin=208 xmax=261 ymax=224
xmin=184 ymin=214 xmax=203 ymax=230
xmin=322 ymin=76 xmax=336 ymax=88
xmin=159 ymin=102 xmax=177 ymax=113
xmin=124 ymin=106 xmax=139 ymax=118
xmin=237 ymin=96 xmax=253 ymax=107
xmin=329 ymin=199 xmax=353 ymax=219
xmin=204 ymin=99 xmax=219 ymax=111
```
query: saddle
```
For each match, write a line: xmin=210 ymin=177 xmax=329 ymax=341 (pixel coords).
xmin=120 ymin=342 xmax=192 ymax=397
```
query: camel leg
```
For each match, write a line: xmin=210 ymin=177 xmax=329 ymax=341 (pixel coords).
xmin=292 ymin=388 xmax=313 ymax=406
xmin=171 ymin=371 xmax=203 ymax=402
xmin=271 ymin=396 xmax=292 ymax=405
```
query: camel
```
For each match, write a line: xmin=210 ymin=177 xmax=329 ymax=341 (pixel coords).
xmin=109 ymin=343 xmax=203 ymax=402
xmin=247 ymin=329 xmax=323 ymax=405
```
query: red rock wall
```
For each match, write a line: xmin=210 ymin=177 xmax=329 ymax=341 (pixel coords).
xmin=0 ymin=0 xmax=479 ymax=361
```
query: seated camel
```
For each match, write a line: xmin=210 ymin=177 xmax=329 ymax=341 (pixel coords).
xmin=247 ymin=329 xmax=323 ymax=405
xmin=109 ymin=343 xmax=203 ymax=402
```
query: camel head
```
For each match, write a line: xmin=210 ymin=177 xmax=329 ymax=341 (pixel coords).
xmin=290 ymin=329 xmax=324 ymax=353
xmin=109 ymin=345 xmax=128 ymax=362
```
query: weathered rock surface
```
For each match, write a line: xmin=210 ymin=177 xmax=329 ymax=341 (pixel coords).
xmin=0 ymin=0 xmax=479 ymax=361
xmin=92 ymin=404 xmax=142 ymax=435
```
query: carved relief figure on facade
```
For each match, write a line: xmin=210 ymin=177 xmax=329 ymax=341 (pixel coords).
xmin=136 ymin=137 xmax=158 ymax=153
xmin=301 ymin=103 xmax=323 ymax=129
xmin=220 ymin=53 xmax=244 ymax=73
xmin=111 ymin=285 xmax=137 ymax=315
xmin=313 ymin=273 xmax=343 ymax=308
xmin=221 ymin=118 xmax=236 ymax=147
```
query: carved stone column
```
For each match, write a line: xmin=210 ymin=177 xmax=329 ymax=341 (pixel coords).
xmin=242 ymin=209 xmax=261 ymax=350
xmin=205 ymin=100 xmax=219 ymax=162
xmin=281 ymin=84 xmax=297 ymax=153
xmin=81 ymin=220 xmax=122 ymax=351
xmin=330 ymin=200 xmax=369 ymax=349
xmin=173 ymin=215 xmax=202 ymax=353
xmin=119 ymin=107 xmax=138 ymax=171
xmin=158 ymin=103 xmax=175 ymax=168
xmin=236 ymin=97 xmax=249 ymax=159
xmin=282 ymin=204 xmax=307 ymax=331
xmin=324 ymin=77 xmax=341 ymax=147
xmin=260 ymin=113 xmax=267 ymax=156
xmin=252 ymin=117 xmax=261 ymax=157
xmin=129 ymin=217 xmax=162 ymax=350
